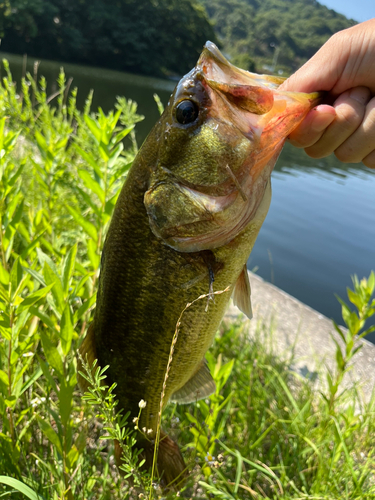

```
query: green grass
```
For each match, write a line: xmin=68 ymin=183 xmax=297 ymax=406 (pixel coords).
xmin=0 ymin=61 xmax=374 ymax=499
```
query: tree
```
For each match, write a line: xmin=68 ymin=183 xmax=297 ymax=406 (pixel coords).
xmin=0 ymin=0 xmax=217 ymax=77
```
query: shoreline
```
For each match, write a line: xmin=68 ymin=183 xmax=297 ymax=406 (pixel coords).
xmin=224 ymin=271 xmax=375 ymax=402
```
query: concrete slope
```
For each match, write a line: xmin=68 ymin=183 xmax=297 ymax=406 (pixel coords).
xmin=225 ymin=271 xmax=375 ymax=403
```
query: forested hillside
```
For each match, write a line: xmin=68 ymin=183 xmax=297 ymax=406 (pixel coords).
xmin=0 ymin=0 xmax=216 ymax=77
xmin=199 ymin=0 xmax=356 ymax=74
xmin=0 ymin=0 xmax=356 ymax=77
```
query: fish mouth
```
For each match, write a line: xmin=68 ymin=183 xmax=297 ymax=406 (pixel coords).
xmin=199 ymin=41 xmax=284 ymax=115
xmin=198 ymin=41 xmax=321 ymax=153
xmin=144 ymin=42 xmax=321 ymax=253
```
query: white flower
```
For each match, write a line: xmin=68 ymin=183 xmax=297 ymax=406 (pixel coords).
xmin=205 ymin=452 xmax=215 ymax=466
xmin=30 ymin=397 xmax=46 ymax=408
xmin=138 ymin=399 xmax=147 ymax=409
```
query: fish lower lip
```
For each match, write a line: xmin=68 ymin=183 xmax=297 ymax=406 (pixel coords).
xmin=157 ymin=166 xmax=240 ymax=198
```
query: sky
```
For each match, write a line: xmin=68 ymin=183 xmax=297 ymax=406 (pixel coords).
xmin=318 ymin=0 xmax=374 ymax=22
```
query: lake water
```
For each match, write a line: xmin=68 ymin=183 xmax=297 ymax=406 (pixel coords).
xmin=2 ymin=52 xmax=374 ymax=340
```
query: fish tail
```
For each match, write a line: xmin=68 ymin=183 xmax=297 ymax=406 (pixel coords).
xmin=156 ymin=430 xmax=187 ymax=489
xmin=115 ymin=431 xmax=187 ymax=491
xmin=77 ymin=322 xmax=97 ymax=392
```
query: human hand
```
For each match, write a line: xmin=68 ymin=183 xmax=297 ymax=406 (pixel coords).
xmin=279 ymin=19 xmax=375 ymax=168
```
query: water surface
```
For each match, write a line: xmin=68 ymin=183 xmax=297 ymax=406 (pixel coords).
xmin=2 ymin=52 xmax=374 ymax=339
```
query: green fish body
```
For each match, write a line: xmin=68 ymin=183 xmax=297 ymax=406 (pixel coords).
xmin=79 ymin=42 xmax=319 ymax=488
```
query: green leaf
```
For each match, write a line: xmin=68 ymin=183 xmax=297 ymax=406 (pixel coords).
xmin=66 ymin=205 xmax=98 ymax=242
xmin=60 ymin=306 xmax=74 ymax=356
xmin=4 ymin=395 xmax=17 ymax=408
xmin=74 ymin=186 xmax=102 ymax=218
xmin=153 ymin=93 xmax=165 ymax=115
xmin=367 ymin=271 xmax=375 ymax=295
xmin=36 ymin=416 xmax=63 ymax=456
xmin=67 ymin=445 xmax=79 ymax=469
xmin=25 ymin=268 xmax=46 ymax=287
xmin=99 ymin=142 xmax=110 ymax=162
xmin=38 ymin=356 xmax=58 ymax=395
xmin=20 ymin=232 xmax=46 ymax=260
xmin=78 ymin=169 xmax=105 ymax=203
xmin=113 ymin=125 xmax=134 ymax=145
xmin=0 ymin=262 xmax=10 ymax=287
xmin=73 ymin=293 xmax=96 ymax=324
xmin=107 ymin=142 xmax=123 ymax=169
xmin=17 ymin=283 xmax=55 ymax=313
xmin=43 ymin=263 xmax=64 ymax=314
xmin=4 ymin=189 xmax=21 ymax=224
xmin=347 ymin=288 xmax=362 ymax=311
xmin=0 ymin=369 xmax=9 ymax=387
xmin=216 ymin=359 xmax=234 ymax=387
xmin=234 ymin=450 xmax=243 ymax=494
xmin=74 ymin=143 xmax=103 ymax=179
xmin=104 ymin=192 xmax=120 ymax=216
xmin=109 ymin=161 xmax=132 ymax=187
xmin=20 ymin=368 xmax=43 ymax=396
xmin=84 ymin=114 xmax=102 ymax=143
xmin=0 ymin=281 xmax=9 ymax=303
xmin=40 ymin=332 xmax=64 ymax=377
xmin=8 ymin=162 xmax=25 ymax=187
xmin=28 ymin=306 xmax=58 ymax=332
xmin=36 ymin=248 xmax=60 ymax=278
xmin=0 ymin=324 xmax=11 ymax=341
xmin=335 ymin=345 xmax=345 ymax=370
xmin=332 ymin=321 xmax=346 ymax=343
xmin=55 ymin=136 xmax=69 ymax=151
xmin=72 ymin=273 xmax=92 ymax=297
xmin=62 ymin=244 xmax=77 ymax=295
xmin=87 ymin=239 xmax=100 ymax=270
xmin=59 ymin=379 xmax=74 ymax=427
xmin=0 ymin=476 xmax=41 ymax=500
xmin=35 ymin=130 xmax=48 ymax=152
xmin=10 ymin=258 xmax=23 ymax=301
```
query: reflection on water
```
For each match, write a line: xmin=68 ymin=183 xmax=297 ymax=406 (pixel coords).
xmin=250 ymin=148 xmax=375 ymax=341
xmin=2 ymin=52 xmax=375 ymax=340
xmin=0 ymin=51 xmax=175 ymax=145
xmin=275 ymin=142 xmax=375 ymax=178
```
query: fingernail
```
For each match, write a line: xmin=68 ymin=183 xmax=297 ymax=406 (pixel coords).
xmin=349 ymin=87 xmax=371 ymax=104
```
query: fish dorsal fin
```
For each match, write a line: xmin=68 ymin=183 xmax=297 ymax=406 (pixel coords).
xmin=233 ymin=265 xmax=253 ymax=319
xmin=171 ymin=360 xmax=216 ymax=404
xmin=77 ymin=322 xmax=97 ymax=392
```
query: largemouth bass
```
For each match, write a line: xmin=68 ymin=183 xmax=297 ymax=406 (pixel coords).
xmin=79 ymin=42 xmax=319 ymax=489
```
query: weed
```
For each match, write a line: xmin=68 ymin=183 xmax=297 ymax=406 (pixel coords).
xmin=0 ymin=63 xmax=374 ymax=500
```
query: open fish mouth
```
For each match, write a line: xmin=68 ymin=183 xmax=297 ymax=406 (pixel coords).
xmin=144 ymin=42 xmax=321 ymax=253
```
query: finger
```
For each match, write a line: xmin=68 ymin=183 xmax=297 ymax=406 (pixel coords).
xmin=288 ymin=105 xmax=336 ymax=148
xmin=363 ymin=149 xmax=375 ymax=169
xmin=304 ymin=87 xmax=372 ymax=159
xmin=335 ymin=96 xmax=375 ymax=163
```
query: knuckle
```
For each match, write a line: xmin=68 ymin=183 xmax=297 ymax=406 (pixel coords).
xmin=288 ymin=134 xmax=319 ymax=149
xmin=304 ymin=146 xmax=329 ymax=159
xmin=363 ymin=152 xmax=375 ymax=169
xmin=334 ymin=147 xmax=359 ymax=164
xmin=335 ymin=104 xmax=362 ymax=129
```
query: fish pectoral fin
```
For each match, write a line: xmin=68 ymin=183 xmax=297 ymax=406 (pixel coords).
xmin=171 ymin=360 xmax=216 ymax=404
xmin=77 ymin=322 xmax=97 ymax=392
xmin=233 ymin=265 xmax=253 ymax=319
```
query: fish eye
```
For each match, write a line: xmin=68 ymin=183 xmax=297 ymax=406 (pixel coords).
xmin=175 ymin=100 xmax=199 ymax=125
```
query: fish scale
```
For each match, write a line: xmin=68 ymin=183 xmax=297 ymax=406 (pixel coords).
xmin=78 ymin=41 xmax=320 ymax=489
